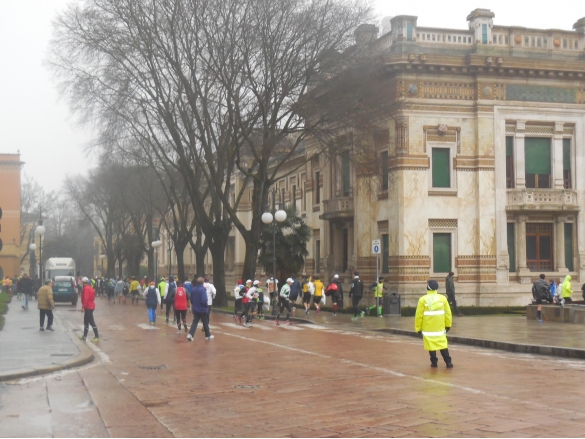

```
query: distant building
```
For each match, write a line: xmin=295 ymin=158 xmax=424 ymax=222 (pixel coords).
xmin=0 ymin=153 xmax=23 ymax=279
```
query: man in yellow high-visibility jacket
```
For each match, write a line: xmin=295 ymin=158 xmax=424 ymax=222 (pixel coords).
xmin=415 ymin=279 xmax=453 ymax=368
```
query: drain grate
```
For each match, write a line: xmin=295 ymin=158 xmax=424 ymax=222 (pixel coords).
xmin=22 ymin=327 xmax=36 ymax=330
xmin=234 ymin=385 xmax=259 ymax=389
xmin=139 ymin=364 xmax=167 ymax=370
xmin=51 ymin=353 xmax=74 ymax=357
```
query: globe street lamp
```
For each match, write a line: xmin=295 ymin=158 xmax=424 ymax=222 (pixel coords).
xmin=262 ymin=191 xmax=287 ymax=315
xmin=35 ymin=222 xmax=46 ymax=283
xmin=152 ymin=240 xmax=163 ymax=280
xmin=99 ymin=254 xmax=106 ymax=277
xmin=29 ymin=243 xmax=37 ymax=278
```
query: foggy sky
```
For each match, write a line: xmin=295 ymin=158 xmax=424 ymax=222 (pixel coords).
xmin=0 ymin=0 xmax=583 ymax=194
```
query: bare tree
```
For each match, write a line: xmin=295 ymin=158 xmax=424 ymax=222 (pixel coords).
xmin=48 ymin=0 xmax=372 ymax=304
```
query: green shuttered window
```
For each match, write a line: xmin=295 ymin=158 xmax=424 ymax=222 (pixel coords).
xmin=433 ymin=233 xmax=451 ymax=273
xmin=432 ymin=148 xmax=450 ymax=188
xmin=525 ymin=137 xmax=551 ymax=174
xmin=507 ymin=223 xmax=516 ymax=272
xmin=565 ymin=223 xmax=574 ymax=272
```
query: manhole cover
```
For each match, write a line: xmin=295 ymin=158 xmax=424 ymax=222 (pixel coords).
xmin=22 ymin=327 xmax=36 ymax=330
xmin=138 ymin=364 xmax=167 ymax=370
xmin=234 ymin=385 xmax=259 ymax=389
xmin=51 ymin=353 xmax=73 ymax=357
xmin=67 ymin=309 xmax=78 ymax=312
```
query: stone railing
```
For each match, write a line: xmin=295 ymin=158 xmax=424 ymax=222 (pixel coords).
xmin=507 ymin=188 xmax=578 ymax=211
xmin=321 ymin=197 xmax=354 ymax=220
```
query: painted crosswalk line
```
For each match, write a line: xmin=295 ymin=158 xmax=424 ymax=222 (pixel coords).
xmin=220 ymin=322 xmax=249 ymax=330
xmin=137 ymin=323 xmax=159 ymax=330
xmin=277 ymin=324 xmax=304 ymax=330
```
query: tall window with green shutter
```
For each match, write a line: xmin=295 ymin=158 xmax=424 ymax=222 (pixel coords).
xmin=482 ymin=24 xmax=488 ymax=44
xmin=342 ymin=151 xmax=351 ymax=196
xmin=433 ymin=233 xmax=451 ymax=273
xmin=506 ymin=137 xmax=514 ymax=188
xmin=563 ymin=138 xmax=572 ymax=188
xmin=565 ymin=223 xmax=574 ymax=271
xmin=524 ymin=137 xmax=551 ymax=188
xmin=507 ymin=223 xmax=516 ymax=272
xmin=432 ymin=148 xmax=450 ymax=188
xmin=382 ymin=234 xmax=389 ymax=273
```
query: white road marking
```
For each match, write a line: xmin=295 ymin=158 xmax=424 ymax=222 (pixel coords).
xmin=137 ymin=323 xmax=159 ymax=330
xmin=220 ymin=322 xmax=249 ymax=330
xmin=253 ymin=324 xmax=274 ymax=330
xmin=298 ymin=324 xmax=332 ymax=331
xmin=277 ymin=324 xmax=304 ymax=330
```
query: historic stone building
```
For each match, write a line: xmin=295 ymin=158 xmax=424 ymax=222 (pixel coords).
xmin=0 ymin=153 xmax=23 ymax=279
xmin=174 ymin=9 xmax=585 ymax=307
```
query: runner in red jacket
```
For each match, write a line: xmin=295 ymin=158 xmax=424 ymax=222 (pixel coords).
xmin=80 ymin=277 xmax=99 ymax=342
xmin=174 ymin=282 xmax=189 ymax=334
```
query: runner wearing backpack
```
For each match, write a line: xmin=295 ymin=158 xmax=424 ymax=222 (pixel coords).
xmin=174 ymin=281 xmax=189 ymax=334
xmin=325 ymin=274 xmax=342 ymax=316
xmin=142 ymin=282 xmax=161 ymax=325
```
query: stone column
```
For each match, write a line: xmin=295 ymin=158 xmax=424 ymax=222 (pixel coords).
xmin=517 ymin=215 xmax=530 ymax=281
xmin=514 ymin=121 xmax=526 ymax=189
xmin=555 ymin=216 xmax=568 ymax=273
xmin=553 ymin=122 xmax=565 ymax=189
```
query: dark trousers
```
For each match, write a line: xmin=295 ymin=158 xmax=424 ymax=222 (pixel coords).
xmin=207 ymin=305 xmax=212 ymax=322
xmin=240 ymin=302 xmax=252 ymax=323
xmin=565 ymin=297 xmax=573 ymax=304
xmin=352 ymin=296 xmax=362 ymax=317
xmin=165 ymin=302 xmax=174 ymax=320
xmin=276 ymin=298 xmax=292 ymax=321
xmin=429 ymin=349 xmax=451 ymax=366
xmin=234 ymin=298 xmax=242 ymax=315
xmin=188 ymin=312 xmax=211 ymax=338
xmin=175 ymin=310 xmax=187 ymax=328
xmin=40 ymin=309 xmax=53 ymax=328
xmin=83 ymin=309 xmax=99 ymax=338
xmin=447 ymin=295 xmax=461 ymax=316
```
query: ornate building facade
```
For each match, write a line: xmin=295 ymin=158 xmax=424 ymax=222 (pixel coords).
xmin=186 ymin=9 xmax=585 ymax=307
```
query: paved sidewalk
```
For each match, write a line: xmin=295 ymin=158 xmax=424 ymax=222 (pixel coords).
xmin=0 ymin=298 xmax=93 ymax=381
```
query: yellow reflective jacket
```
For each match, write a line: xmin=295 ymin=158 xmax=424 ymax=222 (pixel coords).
xmin=561 ymin=275 xmax=572 ymax=299
xmin=414 ymin=290 xmax=452 ymax=351
xmin=373 ymin=282 xmax=384 ymax=298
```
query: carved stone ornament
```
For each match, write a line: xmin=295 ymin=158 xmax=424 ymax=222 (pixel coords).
xmin=419 ymin=54 xmax=427 ymax=63
xmin=497 ymin=258 xmax=508 ymax=269
xmin=496 ymin=57 xmax=503 ymax=65
xmin=437 ymin=124 xmax=448 ymax=134
xmin=408 ymin=83 xmax=418 ymax=94
xmin=485 ymin=57 xmax=493 ymax=65
xmin=554 ymin=38 xmax=561 ymax=47
xmin=482 ymin=86 xmax=492 ymax=97
xmin=514 ymin=35 xmax=522 ymax=44
xmin=408 ymin=53 xmax=416 ymax=62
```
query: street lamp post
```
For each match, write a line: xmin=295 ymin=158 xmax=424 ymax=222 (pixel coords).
xmin=29 ymin=243 xmax=37 ymax=278
xmin=99 ymin=254 xmax=106 ymax=277
xmin=152 ymin=240 xmax=163 ymax=280
xmin=35 ymin=207 xmax=46 ymax=283
xmin=261 ymin=190 xmax=287 ymax=316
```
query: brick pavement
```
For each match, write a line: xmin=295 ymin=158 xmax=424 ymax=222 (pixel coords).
xmin=3 ymin=297 xmax=585 ymax=437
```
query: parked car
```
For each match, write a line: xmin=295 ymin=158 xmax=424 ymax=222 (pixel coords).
xmin=52 ymin=276 xmax=78 ymax=306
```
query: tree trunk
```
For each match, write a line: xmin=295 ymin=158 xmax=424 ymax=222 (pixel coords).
xmin=146 ymin=248 xmax=154 ymax=280
xmin=208 ymin=237 xmax=228 ymax=307
xmin=174 ymin=238 xmax=189 ymax=282
xmin=240 ymin=179 xmax=270 ymax=281
xmin=191 ymin=229 xmax=208 ymax=278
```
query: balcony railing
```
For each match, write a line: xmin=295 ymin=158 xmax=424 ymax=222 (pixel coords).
xmin=321 ymin=197 xmax=354 ymax=220
xmin=507 ymin=188 xmax=579 ymax=211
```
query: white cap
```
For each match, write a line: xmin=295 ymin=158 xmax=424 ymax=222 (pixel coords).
xmin=253 ymin=280 xmax=260 ymax=286
xmin=333 ymin=274 xmax=339 ymax=279
xmin=286 ymin=278 xmax=293 ymax=283
xmin=82 ymin=277 xmax=89 ymax=283
xmin=246 ymin=279 xmax=252 ymax=284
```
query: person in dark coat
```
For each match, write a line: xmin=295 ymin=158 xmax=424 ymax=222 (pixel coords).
xmin=445 ymin=272 xmax=462 ymax=317
xmin=187 ymin=277 xmax=213 ymax=341
xmin=349 ymin=272 xmax=364 ymax=320
xmin=326 ymin=274 xmax=343 ymax=316
xmin=18 ymin=273 xmax=33 ymax=310
xmin=165 ymin=276 xmax=176 ymax=324
xmin=143 ymin=282 xmax=161 ymax=325
xmin=532 ymin=273 xmax=554 ymax=322
xmin=289 ymin=276 xmax=302 ymax=316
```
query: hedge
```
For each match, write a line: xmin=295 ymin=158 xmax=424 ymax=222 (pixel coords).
xmin=0 ymin=292 xmax=13 ymax=331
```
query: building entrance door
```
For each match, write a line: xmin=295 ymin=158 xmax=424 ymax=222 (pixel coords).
xmin=526 ymin=223 xmax=553 ymax=271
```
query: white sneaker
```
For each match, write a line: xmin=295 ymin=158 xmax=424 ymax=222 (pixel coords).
xmin=177 ymin=330 xmax=182 ymax=334
xmin=205 ymin=335 xmax=214 ymax=340
xmin=187 ymin=334 xmax=193 ymax=341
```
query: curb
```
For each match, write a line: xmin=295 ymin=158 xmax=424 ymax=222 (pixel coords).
xmin=376 ymin=328 xmax=585 ymax=360
xmin=0 ymin=313 xmax=95 ymax=383
xmin=213 ymin=308 xmax=313 ymax=324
